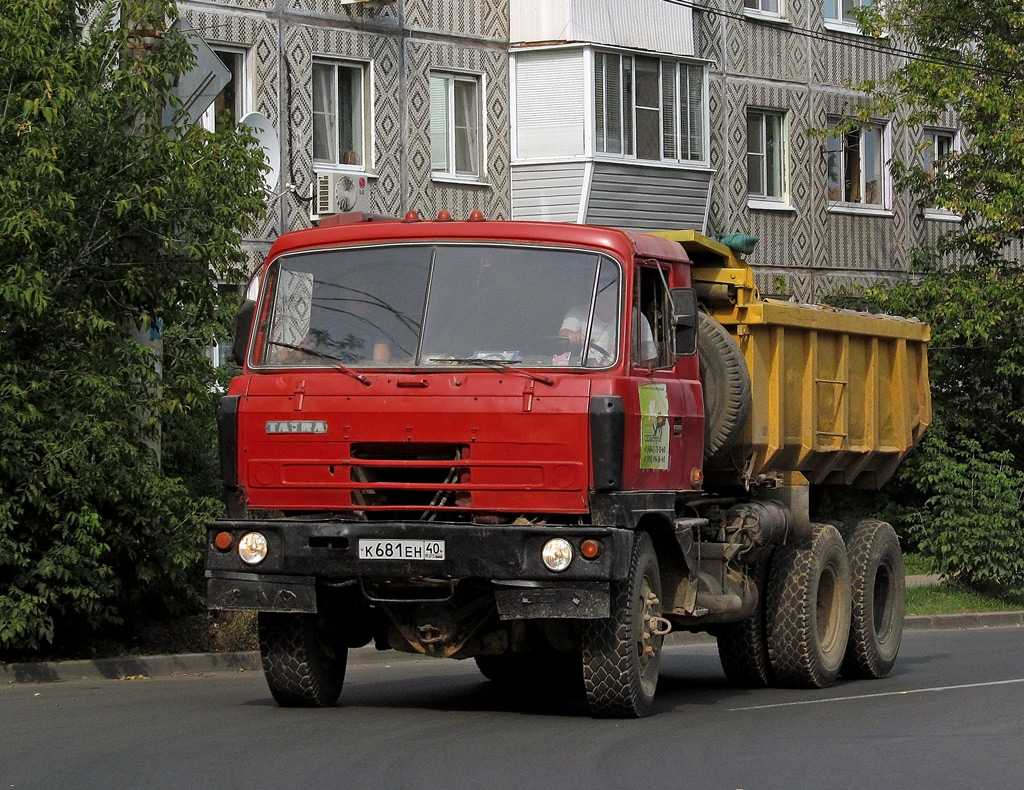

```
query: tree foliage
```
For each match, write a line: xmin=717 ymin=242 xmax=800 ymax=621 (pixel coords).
xmin=859 ymin=271 xmax=1024 ymax=598
xmin=0 ymin=0 xmax=266 ymax=654
xmin=856 ymin=0 xmax=1024 ymax=256
xmin=847 ymin=1 xmax=1024 ymax=597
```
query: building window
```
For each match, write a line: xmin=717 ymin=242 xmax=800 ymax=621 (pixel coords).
xmin=202 ymin=48 xmax=247 ymax=133
xmin=826 ymin=118 xmax=888 ymax=208
xmin=594 ymin=52 xmax=706 ymax=163
xmin=745 ymin=0 xmax=782 ymax=16
xmin=923 ymin=128 xmax=958 ymax=212
xmin=313 ymin=60 xmax=366 ymax=168
xmin=825 ymin=0 xmax=871 ymax=27
xmin=430 ymin=72 xmax=482 ymax=178
xmin=747 ymin=109 xmax=787 ymax=200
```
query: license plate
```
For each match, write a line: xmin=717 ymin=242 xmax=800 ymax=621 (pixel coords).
xmin=358 ymin=539 xmax=446 ymax=561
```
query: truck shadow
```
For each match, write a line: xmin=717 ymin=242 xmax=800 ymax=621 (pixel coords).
xmin=281 ymin=642 xmax=934 ymax=718
xmin=291 ymin=646 xmax=772 ymax=717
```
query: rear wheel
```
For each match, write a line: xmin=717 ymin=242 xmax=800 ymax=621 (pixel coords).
xmin=582 ymin=531 xmax=663 ymax=718
xmin=258 ymin=612 xmax=347 ymax=707
xmin=841 ymin=520 xmax=905 ymax=679
xmin=716 ymin=549 xmax=775 ymax=687
xmin=766 ymin=523 xmax=852 ymax=689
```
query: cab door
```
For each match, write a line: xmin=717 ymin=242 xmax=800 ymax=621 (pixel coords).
xmin=627 ymin=261 xmax=703 ymax=493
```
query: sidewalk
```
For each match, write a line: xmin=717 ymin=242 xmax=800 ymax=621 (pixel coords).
xmin=4 ymin=576 xmax=1021 ymax=684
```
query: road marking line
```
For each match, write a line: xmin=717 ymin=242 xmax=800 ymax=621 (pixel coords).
xmin=730 ymin=678 xmax=1024 ymax=711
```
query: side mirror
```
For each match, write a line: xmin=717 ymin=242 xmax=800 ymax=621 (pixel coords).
xmin=228 ymin=299 xmax=257 ymax=367
xmin=670 ymin=287 xmax=698 ymax=356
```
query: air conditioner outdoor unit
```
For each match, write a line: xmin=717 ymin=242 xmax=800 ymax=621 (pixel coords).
xmin=312 ymin=171 xmax=370 ymax=221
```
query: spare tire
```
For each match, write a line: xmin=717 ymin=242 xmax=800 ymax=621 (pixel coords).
xmin=698 ymin=311 xmax=751 ymax=462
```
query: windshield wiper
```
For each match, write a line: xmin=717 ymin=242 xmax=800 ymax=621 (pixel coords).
xmin=267 ymin=341 xmax=372 ymax=387
xmin=433 ymin=357 xmax=554 ymax=387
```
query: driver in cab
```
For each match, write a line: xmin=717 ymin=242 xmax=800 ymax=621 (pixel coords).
xmin=559 ymin=294 xmax=656 ymax=366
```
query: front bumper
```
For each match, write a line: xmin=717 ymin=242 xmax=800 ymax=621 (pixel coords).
xmin=206 ymin=518 xmax=633 ymax=613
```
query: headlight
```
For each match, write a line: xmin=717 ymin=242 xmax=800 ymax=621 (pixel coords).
xmin=238 ymin=532 xmax=269 ymax=565
xmin=541 ymin=538 xmax=573 ymax=572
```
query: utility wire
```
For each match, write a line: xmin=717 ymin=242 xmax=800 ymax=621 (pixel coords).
xmin=661 ymin=0 xmax=1016 ymax=78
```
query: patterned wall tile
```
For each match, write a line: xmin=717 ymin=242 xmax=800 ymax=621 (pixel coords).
xmin=180 ymin=0 xmax=511 ymax=243
xmin=406 ymin=0 xmax=508 ymax=41
xmin=287 ymin=25 xmax=405 ymax=222
xmin=403 ymin=39 xmax=512 ymax=220
xmin=286 ymin=0 xmax=399 ymax=22
xmin=699 ymin=0 xmax=943 ymax=303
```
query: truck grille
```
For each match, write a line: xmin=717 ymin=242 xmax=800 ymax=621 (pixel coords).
xmin=349 ymin=443 xmax=468 ymax=517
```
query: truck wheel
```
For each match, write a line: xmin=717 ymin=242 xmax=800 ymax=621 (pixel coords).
xmin=716 ymin=549 xmax=775 ymax=687
xmin=698 ymin=311 xmax=751 ymax=462
xmin=766 ymin=523 xmax=852 ymax=688
xmin=582 ymin=531 xmax=662 ymax=718
xmin=841 ymin=520 xmax=905 ymax=679
xmin=258 ymin=612 xmax=347 ymax=707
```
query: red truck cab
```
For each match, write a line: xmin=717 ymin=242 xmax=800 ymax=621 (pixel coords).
xmin=207 ymin=214 xmax=706 ymax=716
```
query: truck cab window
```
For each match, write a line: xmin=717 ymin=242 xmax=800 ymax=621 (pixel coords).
xmin=255 ymin=244 xmax=623 ymax=369
xmin=634 ymin=266 xmax=670 ymax=368
xmin=257 ymin=247 xmax=432 ymax=367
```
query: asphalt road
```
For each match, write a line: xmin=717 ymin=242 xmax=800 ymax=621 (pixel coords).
xmin=3 ymin=627 xmax=1023 ymax=790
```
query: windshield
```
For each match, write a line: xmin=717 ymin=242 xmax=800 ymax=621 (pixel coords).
xmin=253 ymin=243 xmax=621 ymax=369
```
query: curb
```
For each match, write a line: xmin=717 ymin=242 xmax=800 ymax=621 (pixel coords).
xmin=3 ymin=611 xmax=1022 ymax=685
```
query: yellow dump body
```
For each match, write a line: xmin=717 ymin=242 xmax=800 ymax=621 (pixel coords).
xmin=652 ymin=230 xmax=931 ymax=490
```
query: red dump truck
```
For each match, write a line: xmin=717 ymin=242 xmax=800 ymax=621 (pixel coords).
xmin=206 ymin=212 xmax=930 ymax=718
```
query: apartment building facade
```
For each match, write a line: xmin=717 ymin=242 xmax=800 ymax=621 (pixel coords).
xmin=180 ymin=0 xmax=959 ymax=301
xmin=697 ymin=0 xmax=959 ymax=300
xmin=176 ymin=0 xmax=513 ymax=269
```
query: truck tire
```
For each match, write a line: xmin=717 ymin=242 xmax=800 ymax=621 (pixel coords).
xmin=841 ymin=519 xmax=905 ymax=679
xmin=716 ymin=549 xmax=775 ymax=687
xmin=698 ymin=311 xmax=751 ymax=462
xmin=582 ymin=531 xmax=662 ymax=718
xmin=258 ymin=612 xmax=347 ymax=707
xmin=766 ymin=523 xmax=852 ymax=688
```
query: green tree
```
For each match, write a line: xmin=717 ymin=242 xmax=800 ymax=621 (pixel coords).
xmin=0 ymin=0 xmax=267 ymax=653
xmin=847 ymin=1 xmax=1024 ymax=597
xmin=856 ymin=0 xmax=1024 ymax=256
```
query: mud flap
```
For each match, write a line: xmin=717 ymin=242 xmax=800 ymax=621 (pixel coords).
xmin=207 ymin=572 xmax=317 ymax=613
xmin=494 ymin=582 xmax=610 ymax=619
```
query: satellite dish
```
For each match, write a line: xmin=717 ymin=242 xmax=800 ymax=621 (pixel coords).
xmin=239 ymin=111 xmax=281 ymax=194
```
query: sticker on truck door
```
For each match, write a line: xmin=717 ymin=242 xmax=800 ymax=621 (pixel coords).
xmin=639 ymin=382 xmax=670 ymax=470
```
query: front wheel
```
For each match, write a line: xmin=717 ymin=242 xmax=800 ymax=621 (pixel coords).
xmin=582 ymin=531 xmax=663 ymax=718
xmin=258 ymin=612 xmax=347 ymax=707
xmin=841 ymin=520 xmax=905 ymax=679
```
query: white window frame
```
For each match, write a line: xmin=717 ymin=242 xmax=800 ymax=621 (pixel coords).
xmin=201 ymin=46 xmax=249 ymax=133
xmin=747 ymin=108 xmax=790 ymax=208
xmin=923 ymin=127 xmax=961 ymax=220
xmin=430 ymin=71 xmax=486 ymax=181
xmin=312 ymin=59 xmax=369 ymax=170
xmin=745 ymin=0 xmax=785 ymax=21
xmin=826 ymin=116 xmax=891 ymax=214
xmin=593 ymin=50 xmax=707 ymax=166
xmin=824 ymin=0 xmax=872 ymax=32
